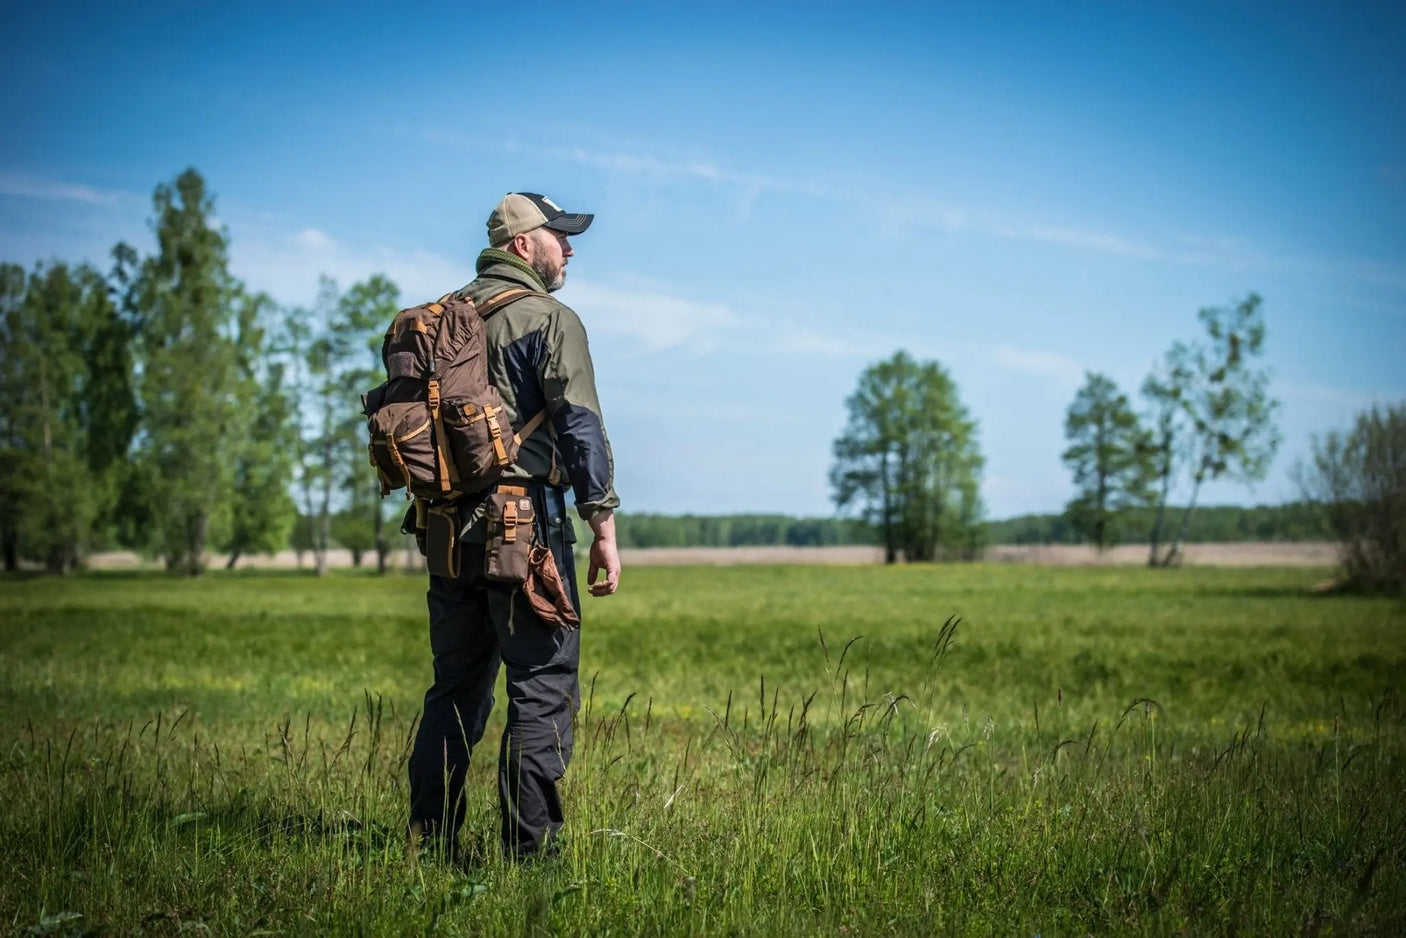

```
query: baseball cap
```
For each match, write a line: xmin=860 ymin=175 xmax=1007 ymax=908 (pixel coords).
xmin=487 ymin=192 xmax=594 ymax=245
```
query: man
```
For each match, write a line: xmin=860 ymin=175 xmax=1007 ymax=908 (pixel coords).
xmin=407 ymin=192 xmax=621 ymax=861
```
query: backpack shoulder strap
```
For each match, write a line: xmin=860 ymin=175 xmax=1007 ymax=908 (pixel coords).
xmin=514 ymin=408 xmax=550 ymax=446
xmin=477 ymin=287 xmax=547 ymax=320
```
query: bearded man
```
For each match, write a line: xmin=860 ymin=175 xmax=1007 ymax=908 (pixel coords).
xmin=407 ymin=192 xmax=620 ymax=861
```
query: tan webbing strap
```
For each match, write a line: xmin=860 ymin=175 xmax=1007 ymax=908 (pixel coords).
xmin=427 ymin=379 xmax=453 ymax=492
xmin=476 ymin=288 xmax=545 ymax=320
xmin=371 ymin=442 xmax=393 ymax=498
xmin=513 ymin=409 xmax=549 ymax=446
xmin=485 ymin=406 xmax=509 ymax=465
xmin=425 ymin=303 xmax=444 ymax=315
xmin=503 ymin=499 xmax=518 ymax=544
xmin=495 ymin=484 xmax=527 ymax=497
xmin=387 ymin=439 xmax=414 ymax=497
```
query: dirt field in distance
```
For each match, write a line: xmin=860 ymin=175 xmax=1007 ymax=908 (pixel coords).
xmin=82 ymin=541 xmax=1338 ymax=570
xmin=620 ymin=542 xmax=1339 ymax=567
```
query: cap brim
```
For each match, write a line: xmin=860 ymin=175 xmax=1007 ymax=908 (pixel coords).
xmin=544 ymin=213 xmax=593 ymax=235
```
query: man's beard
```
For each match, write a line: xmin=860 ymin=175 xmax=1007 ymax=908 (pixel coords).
xmin=532 ymin=255 xmax=565 ymax=293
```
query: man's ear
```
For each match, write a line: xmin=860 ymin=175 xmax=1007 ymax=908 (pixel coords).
xmin=507 ymin=231 xmax=535 ymax=261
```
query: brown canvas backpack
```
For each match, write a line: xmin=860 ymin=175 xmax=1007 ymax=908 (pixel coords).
xmin=361 ymin=288 xmax=547 ymax=501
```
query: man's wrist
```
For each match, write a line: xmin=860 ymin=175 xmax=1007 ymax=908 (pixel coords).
xmin=587 ymin=508 xmax=615 ymax=540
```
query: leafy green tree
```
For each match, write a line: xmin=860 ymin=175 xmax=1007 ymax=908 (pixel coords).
xmin=831 ymin=351 xmax=984 ymax=563
xmin=304 ymin=277 xmax=348 ymax=577
xmin=0 ymin=262 xmax=137 ymax=572
xmin=1140 ymin=344 xmax=1195 ymax=565
xmin=0 ymin=262 xmax=27 ymax=570
xmin=1160 ymin=294 xmax=1281 ymax=565
xmin=1061 ymin=372 xmax=1154 ymax=550
xmin=129 ymin=169 xmax=245 ymax=575
xmin=275 ymin=305 xmax=321 ymax=570
xmin=1297 ymin=403 xmax=1405 ymax=594
xmin=288 ymin=274 xmax=401 ymax=575
xmin=329 ymin=509 xmax=376 ymax=567
xmin=331 ymin=275 xmax=400 ymax=573
xmin=220 ymin=291 xmax=297 ymax=568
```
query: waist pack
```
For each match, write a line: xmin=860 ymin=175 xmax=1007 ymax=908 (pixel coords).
xmin=362 ymin=288 xmax=547 ymax=500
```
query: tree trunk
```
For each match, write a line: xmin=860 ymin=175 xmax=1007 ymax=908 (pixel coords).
xmin=1164 ymin=468 xmax=1205 ymax=567
xmin=374 ymin=505 xmax=388 ymax=575
xmin=225 ymin=550 xmax=241 ymax=570
xmin=315 ymin=455 xmax=331 ymax=577
xmin=315 ymin=516 xmax=329 ymax=577
xmin=350 ymin=547 xmax=363 ymax=568
xmin=1147 ymin=447 xmax=1172 ymax=566
xmin=186 ymin=511 xmax=208 ymax=576
xmin=2 ymin=522 xmax=17 ymax=571
xmin=880 ymin=452 xmax=896 ymax=564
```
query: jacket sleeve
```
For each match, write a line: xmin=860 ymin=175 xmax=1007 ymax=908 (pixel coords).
xmin=539 ymin=304 xmax=620 ymax=521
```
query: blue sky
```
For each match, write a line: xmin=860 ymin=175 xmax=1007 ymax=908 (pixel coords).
xmin=3 ymin=1 xmax=1403 ymax=518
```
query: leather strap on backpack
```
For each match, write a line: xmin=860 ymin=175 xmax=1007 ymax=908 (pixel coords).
xmin=476 ymin=287 xmax=546 ymax=319
xmin=426 ymin=378 xmax=459 ymax=493
xmin=514 ymin=409 xmax=549 ymax=446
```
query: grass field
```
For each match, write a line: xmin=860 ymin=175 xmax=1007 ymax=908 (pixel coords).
xmin=1 ymin=565 xmax=1403 ymax=935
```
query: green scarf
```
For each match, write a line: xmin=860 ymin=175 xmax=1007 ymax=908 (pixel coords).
xmin=476 ymin=248 xmax=547 ymax=291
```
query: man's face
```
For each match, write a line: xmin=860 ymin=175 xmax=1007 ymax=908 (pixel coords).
xmin=527 ymin=227 xmax=572 ymax=293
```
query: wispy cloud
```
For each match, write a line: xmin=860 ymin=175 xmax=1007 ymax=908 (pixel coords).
xmin=227 ymin=225 xmax=471 ymax=307
xmin=991 ymin=344 xmax=1086 ymax=385
xmin=444 ymin=132 xmax=1406 ymax=284
xmin=0 ymin=171 xmax=123 ymax=205
xmin=565 ymin=279 xmax=739 ymax=353
xmin=994 ymin=223 xmax=1162 ymax=259
xmin=414 ymin=128 xmax=833 ymax=202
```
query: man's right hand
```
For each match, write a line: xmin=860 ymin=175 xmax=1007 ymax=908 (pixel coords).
xmin=586 ymin=509 xmax=620 ymax=596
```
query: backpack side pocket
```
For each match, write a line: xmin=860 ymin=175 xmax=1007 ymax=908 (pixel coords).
xmin=368 ymin=401 xmax=440 ymax=498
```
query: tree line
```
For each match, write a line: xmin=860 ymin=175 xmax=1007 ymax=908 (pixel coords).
xmin=1 ymin=169 xmax=403 ymax=574
xmin=1058 ymin=294 xmax=1281 ymax=566
xmin=824 ymin=298 xmax=1401 ymax=590
xmin=3 ymin=168 xmax=1397 ymax=586
xmin=822 ymin=300 xmax=1282 ymax=565
xmin=616 ymin=502 xmax=1336 ymax=548
xmin=985 ymin=502 xmax=1332 ymax=546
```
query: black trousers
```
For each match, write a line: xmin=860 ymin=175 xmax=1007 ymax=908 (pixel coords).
xmin=407 ymin=484 xmax=581 ymax=858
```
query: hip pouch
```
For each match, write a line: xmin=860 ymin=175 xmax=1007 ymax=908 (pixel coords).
xmin=424 ymin=504 xmax=460 ymax=578
xmin=485 ymin=486 xmax=534 ymax=584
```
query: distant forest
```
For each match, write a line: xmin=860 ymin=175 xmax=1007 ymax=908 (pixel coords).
xmin=613 ymin=503 xmax=1332 ymax=549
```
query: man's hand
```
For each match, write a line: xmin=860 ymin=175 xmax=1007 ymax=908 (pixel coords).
xmin=586 ymin=509 xmax=620 ymax=596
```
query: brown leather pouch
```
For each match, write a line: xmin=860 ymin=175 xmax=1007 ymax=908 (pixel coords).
xmin=424 ymin=504 xmax=460 ymax=578
xmin=485 ymin=486 xmax=534 ymax=583
xmin=524 ymin=545 xmax=579 ymax=630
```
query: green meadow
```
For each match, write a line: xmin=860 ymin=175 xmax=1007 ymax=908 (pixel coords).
xmin=1 ymin=564 xmax=1403 ymax=936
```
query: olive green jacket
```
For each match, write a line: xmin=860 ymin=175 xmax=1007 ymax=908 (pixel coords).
xmin=453 ymin=249 xmax=619 ymax=522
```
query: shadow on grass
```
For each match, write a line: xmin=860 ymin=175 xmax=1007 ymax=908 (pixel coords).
xmin=1194 ymin=579 xmax=1400 ymax=601
xmin=161 ymin=801 xmax=500 ymax=872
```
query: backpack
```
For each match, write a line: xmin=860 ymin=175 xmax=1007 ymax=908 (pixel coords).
xmin=361 ymin=287 xmax=547 ymax=502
